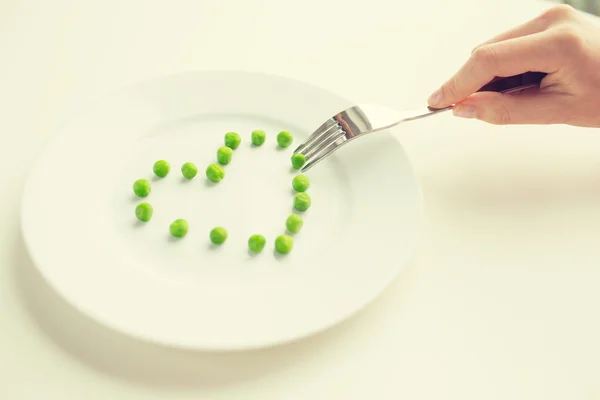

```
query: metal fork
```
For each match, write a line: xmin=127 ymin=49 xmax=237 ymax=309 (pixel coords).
xmin=293 ymin=71 xmax=547 ymax=172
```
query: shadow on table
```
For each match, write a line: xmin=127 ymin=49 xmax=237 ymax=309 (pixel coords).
xmin=12 ymin=232 xmax=409 ymax=391
xmin=422 ymin=144 xmax=600 ymax=214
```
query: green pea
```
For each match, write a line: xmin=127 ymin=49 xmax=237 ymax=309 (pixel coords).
xmin=217 ymin=146 xmax=233 ymax=165
xmin=152 ymin=160 xmax=170 ymax=178
xmin=286 ymin=214 xmax=303 ymax=233
xmin=291 ymin=153 xmax=306 ymax=169
xmin=277 ymin=131 xmax=293 ymax=148
xmin=169 ymin=219 xmax=188 ymax=238
xmin=248 ymin=234 xmax=266 ymax=253
xmin=135 ymin=202 xmax=153 ymax=222
xmin=206 ymin=163 xmax=225 ymax=182
xmin=133 ymin=178 xmax=151 ymax=197
xmin=292 ymin=174 xmax=310 ymax=192
xmin=294 ymin=192 xmax=311 ymax=211
xmin=251 ymin=130 xmax=266 ymax=146
xmin=181 ymin=162 xmax=198 ymax=179
xmin=224 ymin=132 xmax=242 ymax=150
xmin=275 ymin=234 xmax=293 ymax=254
xmin=209 ymin=227 xmax=228 ymax=245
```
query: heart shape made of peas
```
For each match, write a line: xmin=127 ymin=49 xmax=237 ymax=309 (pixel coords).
xmin=131 ymin=130 xmax=311 ymax=255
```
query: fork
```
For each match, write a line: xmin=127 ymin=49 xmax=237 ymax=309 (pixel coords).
xmin=293 ymin=71 xmax=547 ymax=172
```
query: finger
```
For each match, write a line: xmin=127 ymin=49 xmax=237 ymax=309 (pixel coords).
xmin=469 ymin=3 xmax=577 ymax=51
xmin=451 ymin=90 xmax=569 ymax=125
xmin=472 ymin=17 xmax=550 ymax=52
xmin=427 ymin=32 xmax=560 ymax=108
xmin=472 ymin=4 xmax=579 ymax=52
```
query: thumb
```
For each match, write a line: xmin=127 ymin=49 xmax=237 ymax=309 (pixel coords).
xmin=452 ymin=90 xmax=568 ymax=125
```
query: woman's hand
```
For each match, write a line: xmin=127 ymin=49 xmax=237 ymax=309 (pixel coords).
xmin=427 ymin=4 xmax=600 ymax=127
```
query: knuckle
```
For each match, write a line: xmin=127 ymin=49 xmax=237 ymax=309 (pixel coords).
xmin=471 ymin=45 xmax=497 ymax=69
xmin=492 ymin=104 xmax=512 ymax=125
xmin=554 ymin=26 xmax=585 ymax=52
xmin=541 ymin=4 xmax=576 ymax=22
xmin=471 ymin=41 xmax=487 ymax=55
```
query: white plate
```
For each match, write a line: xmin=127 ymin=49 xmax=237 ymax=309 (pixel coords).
xmin=20 ymin=70 xmax=422 ymax=350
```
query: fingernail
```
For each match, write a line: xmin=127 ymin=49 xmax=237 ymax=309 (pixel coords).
xmin=427 ymin=89 xmax=442 ymax=106
xmin=453 ymin=105 xmax=477 ymax=119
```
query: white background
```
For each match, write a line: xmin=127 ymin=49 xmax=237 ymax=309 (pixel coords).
xmin=1 ymin=0 xmax=599 ymax=399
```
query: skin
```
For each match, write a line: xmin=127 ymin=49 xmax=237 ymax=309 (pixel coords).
xmin=217 ymin=146 xmax=233 ymax=165
xmin=294 ymin=192 xmax=311 ymax=211
xmin=209 ymin=227 xmax=228 ymax=245
xmin=248 ymin=234 xmax=266 ymax=253
xmin=181 ymin=162 xmax=198 ymax=179
xmin=225 ymin=132 xmax=242 ymax=150
xmin=275 ymin=234 xmax=293 ymax=254
xmin=135 ymin=202 xmax=153 ymax=222
xmin=153 ymin=160 xmax=170 ymax=178
xmin=169 ymin=219 xmax=188 ymax=238
xmin=292 ymin=174 xmax=310 ymax=192
xmin=291 ymin=153 xmax=306 ymax=170
xmin=133 ymin=178 xmax=151 ymax=197
xmin=206 ymin=163 xmax=225 ymax=182
xmin=286 ymin=214 xmax=303 ymax=233
xmin=251 ymin=130 xmax=266 ymax=146
xmin=427 ymin=5 xmax=600 ymax=127
xmin=277 ymin=131 xmax=293 ymax=148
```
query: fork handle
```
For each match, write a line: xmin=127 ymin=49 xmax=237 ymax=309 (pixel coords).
xmin=427 ymin=71 xmax=547 ymax=113
xmin=476 ymin=71 xmax=547 ymax=94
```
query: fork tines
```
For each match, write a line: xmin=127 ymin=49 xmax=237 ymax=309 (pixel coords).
xmin=293 ymin=118 xmax=347 ymax=172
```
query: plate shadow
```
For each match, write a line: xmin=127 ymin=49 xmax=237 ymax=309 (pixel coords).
xmin=11 ymin=230 xmax=395 ymax=391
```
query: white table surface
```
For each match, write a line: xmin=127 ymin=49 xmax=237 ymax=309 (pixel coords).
xmin=2 ymin=0 xmax=600 ymax=398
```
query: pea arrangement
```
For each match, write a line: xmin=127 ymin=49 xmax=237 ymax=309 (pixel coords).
xmin=131 ymin=130 xmax=311 ymax=255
